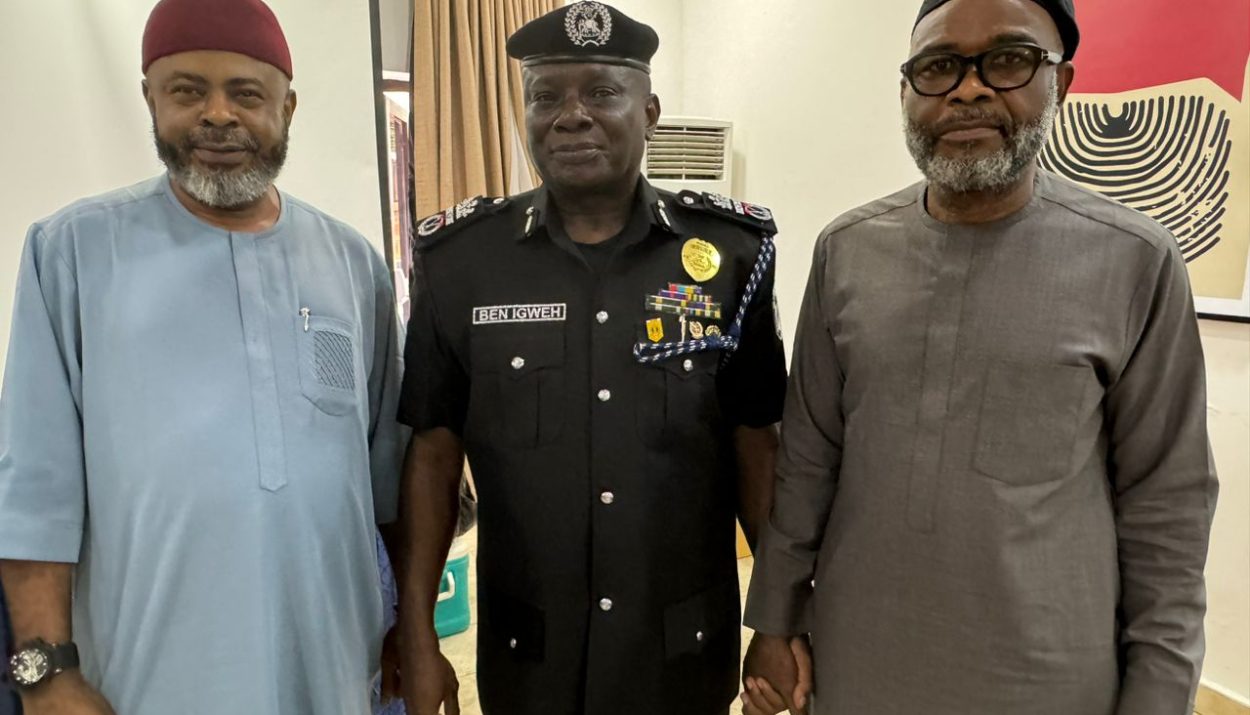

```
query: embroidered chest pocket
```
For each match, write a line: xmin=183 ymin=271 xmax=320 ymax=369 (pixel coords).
xmin=973 ymin=361 xmax=1094 ymax=485
xmin=635 ymin=351 xmax=721 ymax=447
xmin=296 ymin=314 xmax=364 ymax=416
xmin=470 ymin=330 xmax=566 ymax=447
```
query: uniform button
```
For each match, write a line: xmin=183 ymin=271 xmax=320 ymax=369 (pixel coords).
xmin=696 ymin=631 xmax=705 ymax=643
xmin=682 ymin=358 xmax=694 ymax=372
xmin=599 ymin=598 xmax=614 ymax=612
xmin=509 ymin=638 xmax=518 ymax=650
xmin=600 ymin=491 xmax=615 ymax=505
xmin=598 ymin=389 xmax=612 ymax=402
xmin=511 ymin=356 xmax=525 ymax=370
xmin=596 ymin=310 xmax=609 ymax=324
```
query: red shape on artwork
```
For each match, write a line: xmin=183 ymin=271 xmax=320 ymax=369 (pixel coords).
xmin=1069 ymin=0 xmax=1250 ymax=100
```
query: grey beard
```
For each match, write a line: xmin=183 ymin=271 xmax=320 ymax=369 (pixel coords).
xmin=154 ymin=124 xmax=289 ymax=210
xmin=904 ymin=76 xmax=1059 ymax=195
xmin=171 ymin=161 xmax=277 ymax=210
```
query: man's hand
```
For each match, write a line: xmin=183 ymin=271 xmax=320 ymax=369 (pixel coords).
xmin=742 ymin=633 xmax=813 ymax=714
xmin=742 ymin=675 xmax=790 ymax=715
xmin=400 ymin=639 xmax=460 ymax=715
xmin=380 ymin=626 xmax=403 ymax=703
xmin=18 ymin=672 xmax=116 ymax=715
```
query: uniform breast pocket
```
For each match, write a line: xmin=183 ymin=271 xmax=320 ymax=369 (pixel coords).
xmin=973 ymin=361 xmax=1092 ymax=485
xmin=296 ymin=314 xmax=364 ymax=416
xmin=635 ymin=352 xmax=720 ymax=447
xmin=470 ymin=331 xmax=566 ymax=447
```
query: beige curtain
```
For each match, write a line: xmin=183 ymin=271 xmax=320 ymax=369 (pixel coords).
xmin=412 ymin=0 xmax=562 ymax=217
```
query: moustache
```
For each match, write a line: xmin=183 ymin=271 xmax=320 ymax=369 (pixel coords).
xmin=927 ymin=110 xmax=1014 ymax=138
xmin=184 ymin=128 xmax=261 ymax=153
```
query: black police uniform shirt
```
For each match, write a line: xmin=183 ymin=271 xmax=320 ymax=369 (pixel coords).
xmin=398 ymin=178 xmax=786 ymax=715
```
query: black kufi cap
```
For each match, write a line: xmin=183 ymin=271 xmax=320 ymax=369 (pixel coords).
xmin=914 ymin=0 xmax=1080 ymax=61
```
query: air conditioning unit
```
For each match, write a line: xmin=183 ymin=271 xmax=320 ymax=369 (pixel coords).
xmin=643 ymin=117 xmax=733 ymax=195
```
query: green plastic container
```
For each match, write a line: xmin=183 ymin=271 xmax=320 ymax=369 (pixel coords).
xmin=434 ymin=540 xmax=471 ymax=638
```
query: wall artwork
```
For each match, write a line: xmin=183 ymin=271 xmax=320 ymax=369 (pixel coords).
xmin=1039 ymin=0 xmax=1250 ymax=320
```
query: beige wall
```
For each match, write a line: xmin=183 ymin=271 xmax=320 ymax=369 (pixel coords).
xmin=627 ymin=0 xmax=1250 ymax=702
xmin=683 ymin=0 xmax=922 ymax=346
xmin=1199 ymin=320 xmax=1250 ymax=700
xmin=609 ymin=0 xmax=685 ymax=116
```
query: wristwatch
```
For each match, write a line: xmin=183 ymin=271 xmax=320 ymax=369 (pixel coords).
xmin=7 ymin=639 xmax=80 ymax=689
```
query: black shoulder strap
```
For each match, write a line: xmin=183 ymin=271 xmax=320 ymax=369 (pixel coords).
xmin=414 ymin=196 xmax=511 ymax=249
xmin=675 ymin=191 xmax=778 ymax=236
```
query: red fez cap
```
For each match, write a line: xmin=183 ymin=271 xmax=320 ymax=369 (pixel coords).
xmin=142 ymin=0 xmax=293 ymax=79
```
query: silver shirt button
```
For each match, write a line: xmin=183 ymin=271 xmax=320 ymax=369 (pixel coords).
xmin=596 ymin=310 xmax=609 ymax=324
xmin=511 ymin=356 xmax=526 ymax=370
xmin=600 ymin=491 xmax=615 ymax=505
xmin=696 ymin=631 xmax=705 ymax=642
xmin=599 ymin=598 xmax=614 ymax=612
xmin=682 ymin=359 xmax=694 ymax=372
xmin=598 ymin=389 xmax=612 ymax=402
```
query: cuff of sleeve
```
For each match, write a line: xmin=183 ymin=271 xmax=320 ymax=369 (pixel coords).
xmin=743 ymin=581 xmax=813 ymax=636
xmin=395 ymin=402 xmax=420 ymax=429
xmin=742 ymin=523 xmax=818 ymax=635
xmin=742 ymin=547 xmax=815 ymax=636
xmin=1115 ymin=675 xmax=1197 ymax=715
xmin=395 ymin=403 xmax=464 ymax=437
xmin=0 ymin=515 xmax=82 ymax=563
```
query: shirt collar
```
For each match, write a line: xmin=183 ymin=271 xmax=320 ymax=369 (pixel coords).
xmin=520 ymin=176 xmax=685 ymax=242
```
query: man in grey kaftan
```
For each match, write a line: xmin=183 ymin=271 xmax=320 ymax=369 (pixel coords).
xmin=740 ymin=1 xmax=1217 ymax=714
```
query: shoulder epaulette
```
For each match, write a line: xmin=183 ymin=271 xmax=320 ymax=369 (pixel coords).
xmin=675 ymin=191 xmax=778 ymax=237
xmin=414 ymin=196 xmax=511 ymax=248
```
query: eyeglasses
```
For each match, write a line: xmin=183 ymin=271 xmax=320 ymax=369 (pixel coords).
xmin=901 ymin=43 xmax=1062 ymax=97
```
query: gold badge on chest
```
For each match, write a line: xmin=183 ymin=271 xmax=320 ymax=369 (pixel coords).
xmin=681 ymin=238 xmax=721 ymax=283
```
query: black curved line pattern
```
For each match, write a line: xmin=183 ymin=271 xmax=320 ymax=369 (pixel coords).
xmin=1040 ymin=94 xmax=1234 ymax=263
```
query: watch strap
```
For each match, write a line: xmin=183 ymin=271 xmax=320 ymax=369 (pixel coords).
xmin=46 ymin=642 xmax=80 ymax=674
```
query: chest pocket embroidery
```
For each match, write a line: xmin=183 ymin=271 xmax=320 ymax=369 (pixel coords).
xmin=470 ymin=330 xmax=566 ymax=448
xmin=297 ymin=314 xmax=364 ymax=416
xmin=313 ymin=331 xmax=355 ymax=390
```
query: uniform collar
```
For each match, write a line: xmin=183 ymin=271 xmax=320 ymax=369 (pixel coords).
xmin=520 ymin=176 xmax=685 ymax=242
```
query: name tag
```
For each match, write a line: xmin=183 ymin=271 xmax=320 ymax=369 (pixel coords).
xmin=472 ymin=303 xmax=568 ymax=325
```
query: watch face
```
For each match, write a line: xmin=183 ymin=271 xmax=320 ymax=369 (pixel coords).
xmin=10 ymin=649 xmax=51 ymax=687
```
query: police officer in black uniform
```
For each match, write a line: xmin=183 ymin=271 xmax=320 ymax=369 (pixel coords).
xmin=395 ymin=3 xmax=787 ymax=714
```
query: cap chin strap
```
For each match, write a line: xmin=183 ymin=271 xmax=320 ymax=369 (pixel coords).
xmin=522 ymin=54 xmax=651 ymax=74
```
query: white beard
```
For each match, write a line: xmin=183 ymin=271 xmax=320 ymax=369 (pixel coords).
xmin=170 ymin=163 xmax=276 ymax=210
xmin=905 ymin=76 xmax=1060 ymax=195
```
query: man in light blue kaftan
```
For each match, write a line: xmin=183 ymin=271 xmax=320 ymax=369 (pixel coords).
xmin=0 ymin=1 xmax=407 ymax=713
